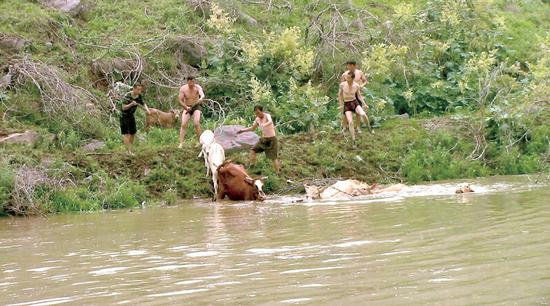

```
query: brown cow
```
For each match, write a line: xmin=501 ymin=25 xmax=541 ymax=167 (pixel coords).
xmin=145 ymin=108 xmax=180 ymax=131
xmin=216 ymin=161 xmax=266 ymax=201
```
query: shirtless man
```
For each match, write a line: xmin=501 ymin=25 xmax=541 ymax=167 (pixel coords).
xmin=340 ymin=61 xmax=373 ymax=134
xmin=237 ymin=105 xmax=281 ymax=174
xmin=339 ymin=71 xmax=369 ymax=148
xmin=178 ymin=76 xmax=205 ymax=148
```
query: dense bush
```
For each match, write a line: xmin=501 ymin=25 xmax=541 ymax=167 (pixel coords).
xmin=0 ymin=168 xmax=14 ymax=216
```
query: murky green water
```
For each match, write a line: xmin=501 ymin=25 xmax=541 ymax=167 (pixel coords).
xmin=1 ymin=176 xmax=549 ymax=305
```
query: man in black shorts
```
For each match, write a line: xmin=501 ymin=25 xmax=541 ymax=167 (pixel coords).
xmin=178 ymin=76 xmax=205 ymax=148
xmin=119 ymin=84 xmax=148 ymax=155
xmin=340 ymin=60 xmax=373 ymax=134
xmin=338 ymin=72 xmax=368 ymax=148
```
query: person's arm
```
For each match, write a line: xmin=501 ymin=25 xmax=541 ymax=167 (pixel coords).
xmin=137 ymin=95 xmax=150 ymax=113
xmin=178 ymin=87 xmax=190 ymax=110
xmin=197 ymin=85 xmax=205 ymax=103
xmin=340 ymin=72 xmax=347 ymax=83
xmin=121 ymin=102 xmax=136 ymax=111
xmin=120 ymin=96 xmax=137 ymax=111
xmin=356 ymin=86 xmax=367 ymax=106
xmin=338 ymin=84 xmax=344 ymax=111
xmin=237 ymin=121 xmax=259 ymax=134
xmin=360 ymin=72 xmax=368 ymax=87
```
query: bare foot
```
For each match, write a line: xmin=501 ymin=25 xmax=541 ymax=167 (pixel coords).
xmin=178 ymin=143 xmax=183 ymax=149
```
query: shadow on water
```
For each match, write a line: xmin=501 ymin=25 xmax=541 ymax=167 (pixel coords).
xmin=1 ymin=175 xmax=549 ymax=305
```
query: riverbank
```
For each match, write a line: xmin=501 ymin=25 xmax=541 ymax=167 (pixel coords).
xmin=1 ymin=116 xmax=548 ymax=216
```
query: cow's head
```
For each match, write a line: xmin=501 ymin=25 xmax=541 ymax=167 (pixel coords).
xmin=304 ymin=184 xmax=320 ymax=200
xmin=245 ymin=176 xmax=267 ymax=201
xmin=200 ymin=130 xmax=215 ymax=147
xmin=169 ymin=109 xmax=181 ymax=120
xmin=353 ymin=185 xmax=373 ymax=196
xmin=455 ymin=183 xmax=474 ymax=194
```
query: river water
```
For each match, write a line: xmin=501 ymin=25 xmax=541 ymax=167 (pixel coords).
xmin=1 ymin=175 xmax=549 ymax=305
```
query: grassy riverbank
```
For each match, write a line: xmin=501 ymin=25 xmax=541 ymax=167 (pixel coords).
xmin=2 ymin=115 xmax=549 ymax=216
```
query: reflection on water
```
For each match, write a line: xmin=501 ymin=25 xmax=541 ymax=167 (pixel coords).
xmin=1 ymin=176 xmax=549 ymax=305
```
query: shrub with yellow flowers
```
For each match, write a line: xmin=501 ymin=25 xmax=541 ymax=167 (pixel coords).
xmin=206 ymin=2 xmax=236 ymax=34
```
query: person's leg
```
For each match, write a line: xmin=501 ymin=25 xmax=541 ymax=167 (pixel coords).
xmin=355 ymin=113 xmax=362 ymax=133
xmin=249 ymin=150 xmax=257 ymax=165
xmin=192 ymin=110 xmax=202 ymax=141
xmin=341 ymin=114 xmax=348 ymax=133
xmin=345 ymin=111 xmax=356 ymax=147
xmin=129 ymin=134 xmax=136 ymax=155
xmin=178 ymin=112 xmax=191 ymax=148
xmin=123 ymin=134 xmax=133 ymax=154
xmin=355 ymin=105 xmax=373 ymax=133
xmin=273 ymin=159 xmax=281 ymax=174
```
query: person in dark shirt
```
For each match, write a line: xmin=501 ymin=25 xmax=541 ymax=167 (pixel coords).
xmin=119 ymin=83 xmax=148 ymax=155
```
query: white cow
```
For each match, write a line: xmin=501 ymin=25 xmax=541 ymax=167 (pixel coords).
xmin=198 ymin=130 xmax=226 ymax=199
xmin=207 ymin=142 xmax=225 ymax=200
xmin=198 ymin=130 xmax=216 ymax=175
xmin=305 ymin=180 xmax=408 ymax=200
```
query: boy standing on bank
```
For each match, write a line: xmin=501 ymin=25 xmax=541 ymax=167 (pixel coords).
xmin=340 ymin=60 xmax=373 ymax=134
xmin=119 ymin=83 xmax=149 ymax=155
xmin=237 ymin=105 xmax=281 ymax=174
xmin=339 ymin=71 xmax=369 ymax=149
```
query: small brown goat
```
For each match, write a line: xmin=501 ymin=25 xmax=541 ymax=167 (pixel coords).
xmin=145 ymin=108 xmax=180 ymax=131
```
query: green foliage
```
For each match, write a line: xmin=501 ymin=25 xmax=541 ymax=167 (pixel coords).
xmin=402 ymin=131 xmax=491 ymax=183
xmin=526 ymin=126 xmax=550 ymax=155
xmin=0 ymin=167 xmax=14 ymax=216
xmin=494 ymin=147 xmax=540 ymax=175
xmin=163 ymin=188 xmax=178 ymax=206
xmin=46 ymin=176 xmax=148 ymax=213
xmin=56 ymin=129 xmax=83 ymax=150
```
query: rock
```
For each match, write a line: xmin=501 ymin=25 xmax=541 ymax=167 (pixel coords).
xmin=45 ymin=41 xmax=54 ymax=51
xmin=168 ymin=37 xmax=207 ymax=68
xmin=393 ymin=113 xmax=409 ymax=120
xmin=0 ymin=66 xmax=14 ymax=90
xmin=383 ymin=20 xmax=393 ymax=32
xmin=81 ymin=139 xmax=105 ymax=152
xmin=177 ymin=63 xmax=198 ymax=78
xmin=91 ymin=58 xmax=142 ymax=81
xmin=0 ymin=130 xmax=40 ymax=145
xmin=41 ymin=0 xmax=85 ymax=17
xmin=351 ymin=18 xmax=364 ymax=30
xmin=234 ymin=9 xmax=257 ymax=26
xmin=0 ymin=35 xmax=31 ymax=52
xmin=213 ymin=125 xmax=260 ymax=152
xmin=185 ymin=0 xmax=211 ymax=17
